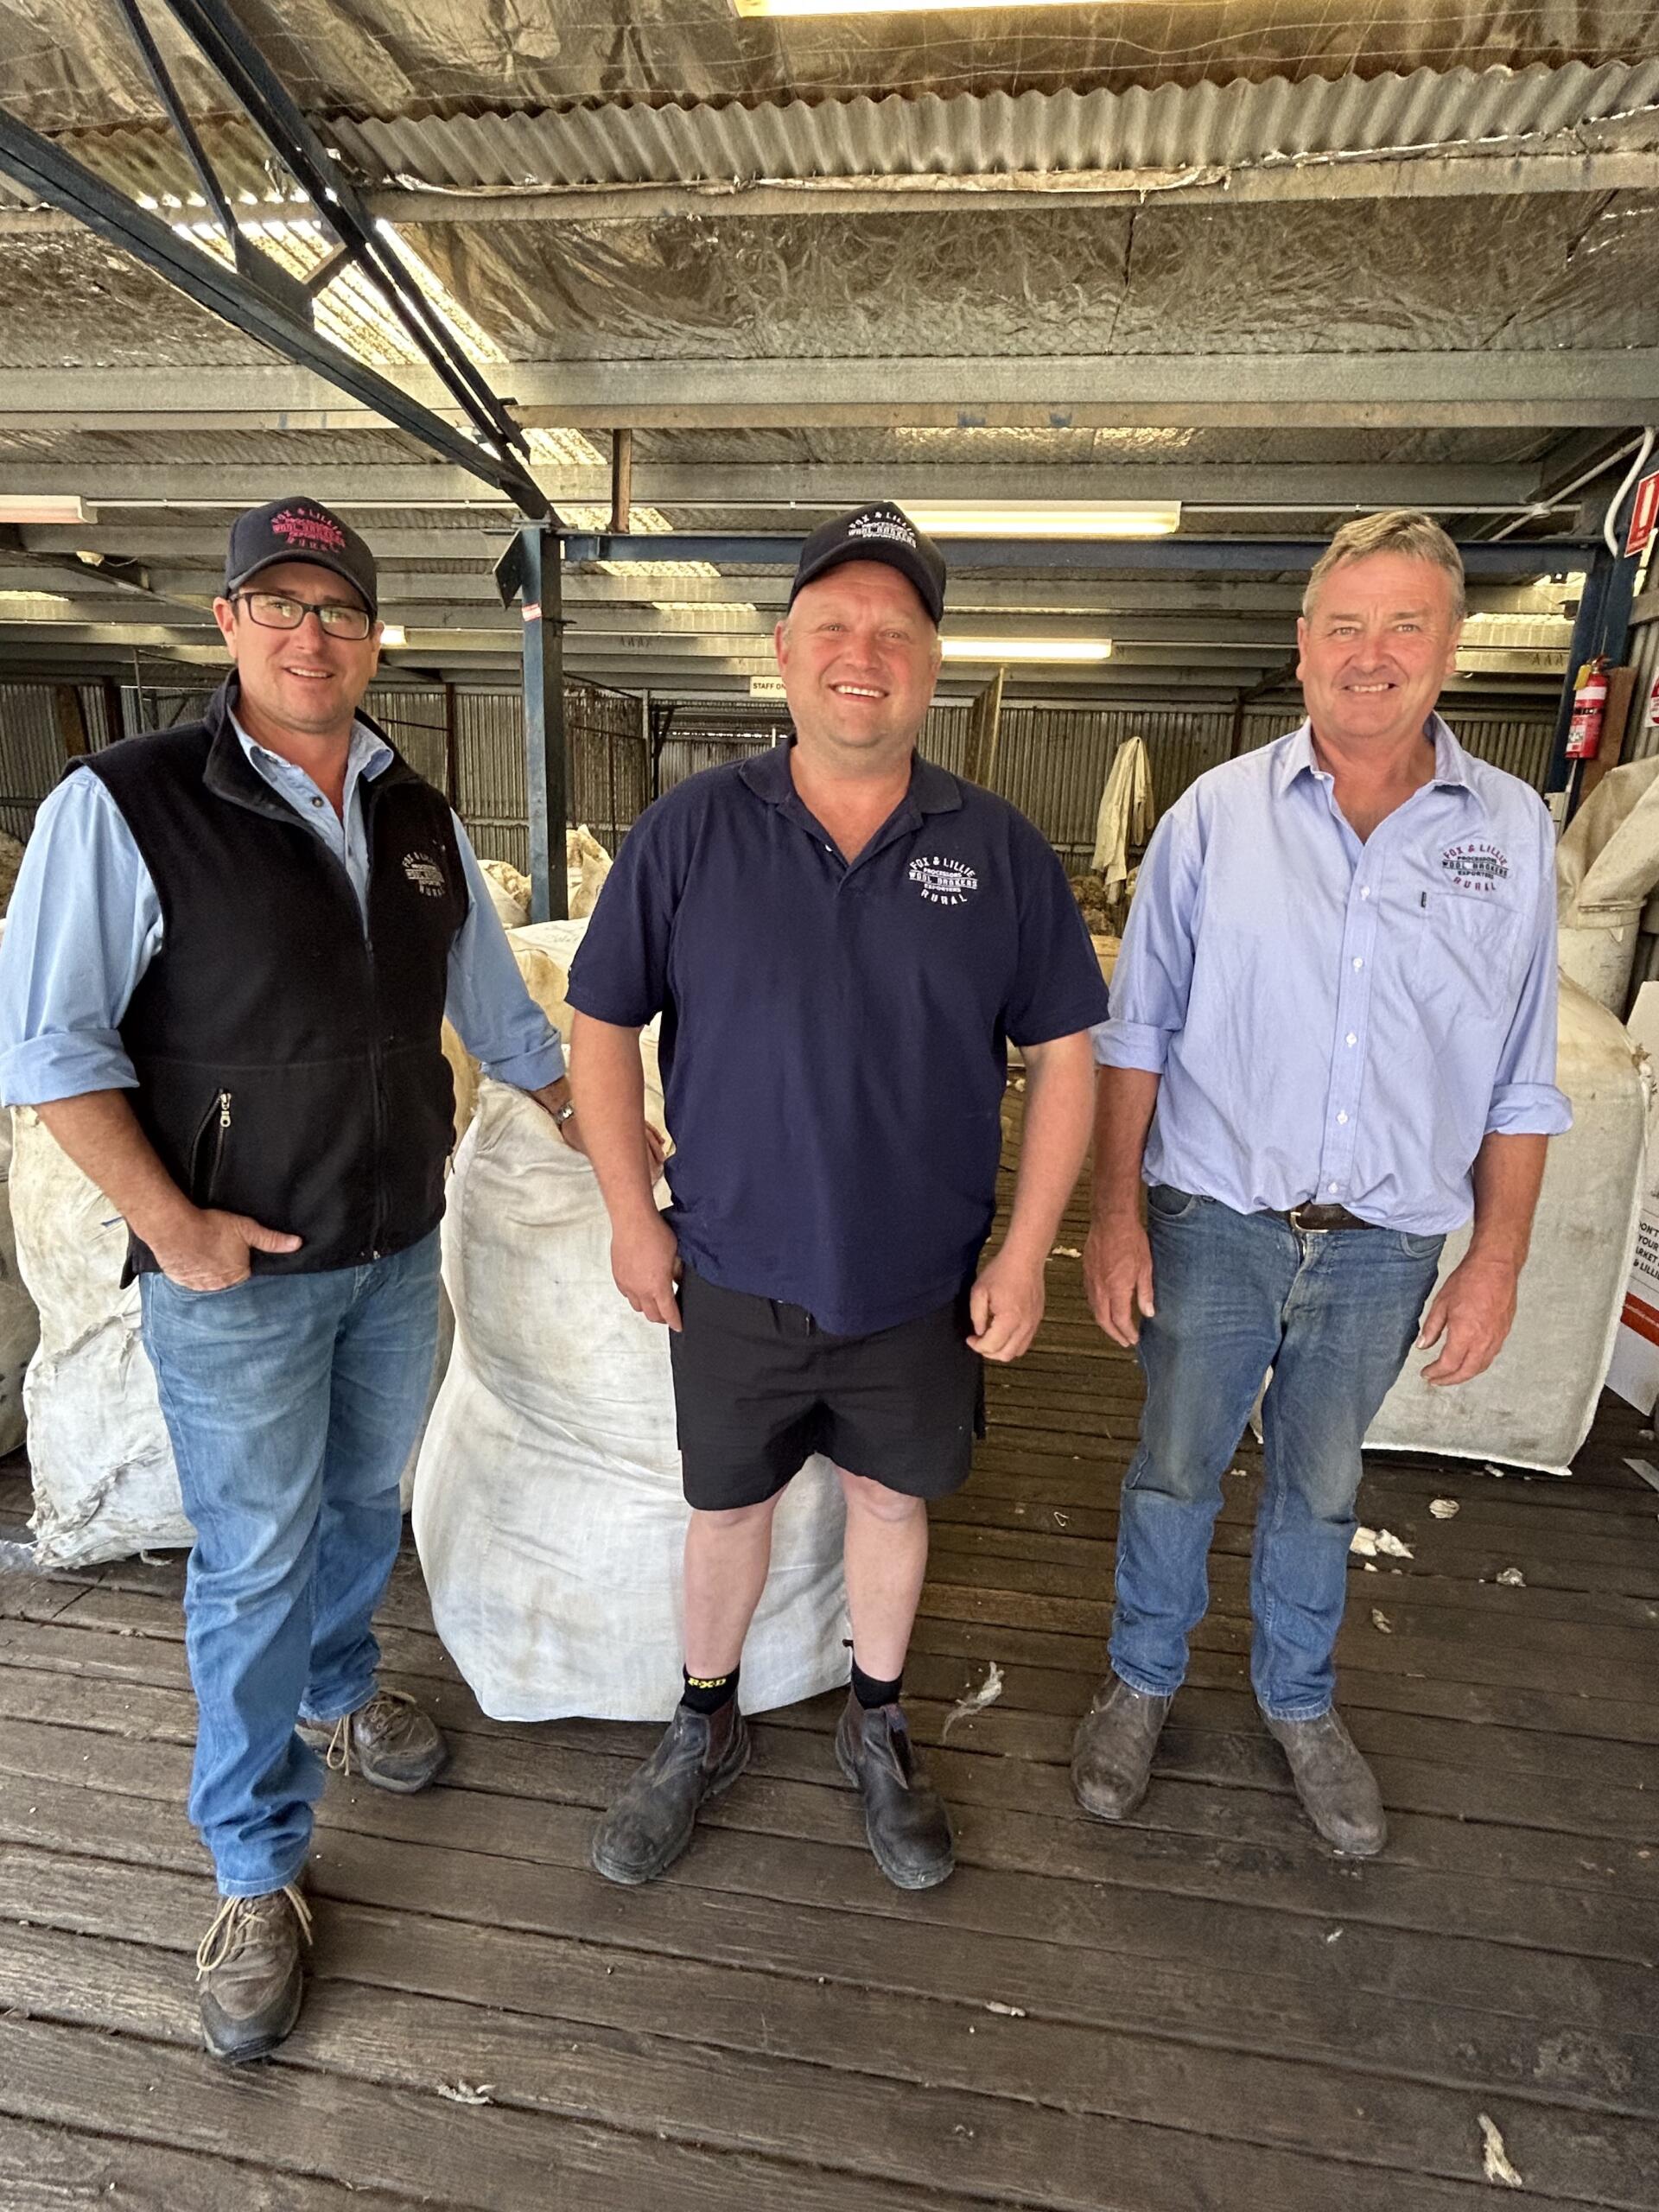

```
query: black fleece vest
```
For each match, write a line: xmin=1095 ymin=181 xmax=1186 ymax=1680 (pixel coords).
xmin=79 ymin=680 xmax=467 ymax=1276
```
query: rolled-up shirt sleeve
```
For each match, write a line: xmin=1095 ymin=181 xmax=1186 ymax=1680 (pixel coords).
xmin=443 ymin=815 xmax=566 ymax=1090
xmin=0 ymin=772 xmax=162 ymax=1106
xmin=1485 ymin=819 xmax=1573 ymax=1138
xmin=1090 ymin=800 xmax=1202 ymax=1074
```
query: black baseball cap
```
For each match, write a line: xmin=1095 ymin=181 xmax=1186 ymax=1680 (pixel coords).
xmin=788 ymin=503 xmax=946 ymax=626
xmin=224 ymin=497 xmax=378 ymax=616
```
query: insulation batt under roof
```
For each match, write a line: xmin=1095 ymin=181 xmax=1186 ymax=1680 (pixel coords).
xmin=1 ymin=0 xmax=1657 ymax=132
xmin=400 ymin=191 xmax=1659 ymax=362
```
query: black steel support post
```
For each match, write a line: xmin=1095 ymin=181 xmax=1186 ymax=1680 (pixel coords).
xmin=516 ymin=524 xmax=568 ymax=922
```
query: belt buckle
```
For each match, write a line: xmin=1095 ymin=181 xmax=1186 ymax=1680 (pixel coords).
xmin=1288 ymin=1202 xmax=1328 ymax=1233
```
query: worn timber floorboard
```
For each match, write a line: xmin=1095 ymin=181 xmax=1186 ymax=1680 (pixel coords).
xmin=1 ymin=1158 xmax=1656 ymax=2210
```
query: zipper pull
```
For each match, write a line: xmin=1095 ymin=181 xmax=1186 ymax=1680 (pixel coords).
xmin=218 ymin=1090 xmax=232 ymax=1129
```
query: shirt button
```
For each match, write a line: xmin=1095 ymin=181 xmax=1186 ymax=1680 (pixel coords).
xmin=1352 ymin=957 xmax=1363 ymax=970
xmin=1328 ymin=1182 xmax=1339 ymax=1194
xmin=311 ymin=795 xmax=324 ymax=807
xmin=1345 ymin=1033 xmax=1357 ymax=1047
xmin=1359 ymin=887 xmax=1371 ymax=900
xmin=1337 ymin=1111 xmax=1349 ymax=1126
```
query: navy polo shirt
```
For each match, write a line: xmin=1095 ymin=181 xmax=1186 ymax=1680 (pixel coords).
xmin=566 ymin=741 xmax=1111 ymax=1336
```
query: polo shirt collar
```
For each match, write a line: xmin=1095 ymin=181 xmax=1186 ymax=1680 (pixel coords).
xmin=1278 ymin=711 xmax=1479 ymax=804
xmin=740 ymin=737 xmax=963 ymax=822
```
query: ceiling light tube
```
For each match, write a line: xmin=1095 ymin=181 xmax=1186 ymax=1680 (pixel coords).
xmin=941 ymin=638 xmax=1113 ymax=663
xmin=735 ymin=0 xmax=1100 ymax=13
xmin=378 ymin=624 xmax=407 ymax=646
xmin=906 ymin=502 xmax=1180 ymax=540
xmin=0 ymin=495 xmax=91 ymax=525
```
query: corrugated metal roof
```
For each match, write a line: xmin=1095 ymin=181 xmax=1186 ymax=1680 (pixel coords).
xmin=330 ymin=61 xmax=1659 ymax=192
xmin=13 ymin=59 xmax=1658 ymax=214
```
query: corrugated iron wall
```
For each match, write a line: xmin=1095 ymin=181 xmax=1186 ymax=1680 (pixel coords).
xmin=1 ymin=679 xmax=1560 ymax=879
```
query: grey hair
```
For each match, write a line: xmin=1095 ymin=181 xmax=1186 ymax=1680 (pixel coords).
xmin=1303 ymin=510 xmax=1466 ymax=624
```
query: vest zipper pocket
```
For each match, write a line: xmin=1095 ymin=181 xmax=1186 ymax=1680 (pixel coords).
xmin=192 ymin=1090 xmax=233 ymax=1205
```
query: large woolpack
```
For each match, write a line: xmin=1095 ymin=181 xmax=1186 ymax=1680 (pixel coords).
xmin=415 ymin=918 xmax=851 ymax=1720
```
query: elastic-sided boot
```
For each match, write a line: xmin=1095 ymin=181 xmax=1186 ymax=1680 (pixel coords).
xmin=1265 ymin=1708 xmax=1387 ymax=1857
xmin=196 ymin=1883 xmax=313 ymax=2065
xmin=1070 ymin=1675 xmax=1172 ymax=1821
xmin=591 ymin=1699 xmax=751 ymax=1885
xmin=835 ymin=1694 xmax=955 ymax=1891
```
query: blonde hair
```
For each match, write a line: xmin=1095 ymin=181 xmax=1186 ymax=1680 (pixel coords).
xmin=1303 ymin=510 xmax=1465 ymax=625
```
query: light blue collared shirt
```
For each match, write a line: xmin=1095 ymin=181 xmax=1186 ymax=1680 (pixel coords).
xmin=0 ymin=714 xmax=565 ymax=1107
xmin=1092 ymin=715 xmax=1572 ymax=1234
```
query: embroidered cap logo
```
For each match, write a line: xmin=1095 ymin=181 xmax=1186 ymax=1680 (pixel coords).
xmin=270 ymin=505 xmax=349 ymax=555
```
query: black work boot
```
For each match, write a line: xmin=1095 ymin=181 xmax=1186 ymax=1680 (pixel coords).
xmin=1265 ymin=1708 xmax=1386 ymax=1857
xmin=195 ymin=1882 xmax=313 ymax=2065
xmin=591 ymin=1698 xmax=751 ymax=1885
xmin=1070 ymin=1674 xmax=1172 ymax=1821
xmin=835 ymin=1693 xmax=955 ymax=1891
xmin=299 ymin=1686 xmax=448 ymax=1794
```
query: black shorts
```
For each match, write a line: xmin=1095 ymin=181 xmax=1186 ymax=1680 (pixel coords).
xmin=669 ymin=1267 xmax=985 ymax=1512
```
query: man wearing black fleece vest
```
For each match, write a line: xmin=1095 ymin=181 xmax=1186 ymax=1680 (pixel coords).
xmin=0 ymin=500 xmax=581 ymax=2063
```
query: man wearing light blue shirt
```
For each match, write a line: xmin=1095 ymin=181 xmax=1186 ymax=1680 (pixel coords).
xmin=1075 ymin=511 xmax=1570 ymax=1858
xmin=0 ymin=499 xmax=579 ymax=2062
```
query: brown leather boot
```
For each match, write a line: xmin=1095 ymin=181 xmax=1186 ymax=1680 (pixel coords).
xmin=196 ymin=1883 xmax=313 ymax=2064
xmin=1071 ymin=1674 xmax=1172 ymax=1821
xmin=299 ymin=1685 xmax=448 ymax=1794
xmin=1265 ymin=1708 xmax=1387 ymax=1857
xmin=835 ymin=1693 xmax=955 ymax=1891
xmin=590 ymin=1699 xmax=751 ymax=1885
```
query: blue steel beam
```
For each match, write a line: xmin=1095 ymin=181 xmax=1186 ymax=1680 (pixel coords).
xmin=560 ymin=535 xmax=1590 ymax=576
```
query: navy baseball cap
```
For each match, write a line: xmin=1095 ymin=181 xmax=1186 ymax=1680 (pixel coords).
xmin=225 ymin=497 xmax=378 ymax=616
xmin=788 ymin=503 xmax=946 ymax=626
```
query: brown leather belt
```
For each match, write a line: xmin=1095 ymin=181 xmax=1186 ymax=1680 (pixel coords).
xmin=1272 ymin=1203 xmax=1380 ymax=1233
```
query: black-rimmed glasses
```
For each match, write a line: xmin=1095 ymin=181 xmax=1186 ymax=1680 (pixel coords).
xmin=232 ymin=590 xmax=374 ymax=641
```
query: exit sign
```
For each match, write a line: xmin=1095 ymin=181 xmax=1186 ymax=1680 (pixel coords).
xmin=1626 ymin=468 xmax=1659 ymax=558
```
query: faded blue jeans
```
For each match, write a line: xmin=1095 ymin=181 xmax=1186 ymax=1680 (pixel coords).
xmin=1110 ymin=1188 xmax=1444 ymax=1719
xmin=140 ymin=1233 xmax=441 ymax=1896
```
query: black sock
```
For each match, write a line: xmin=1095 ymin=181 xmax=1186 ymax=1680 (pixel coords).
xmin=682 ymin=1664 xmax=738 ymax=1715
xmin=850 ymin=1659 xmax=903 ymax=1710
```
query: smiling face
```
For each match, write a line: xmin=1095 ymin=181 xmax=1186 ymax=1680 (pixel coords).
xmin=774 ymin=561 xmax=942 ymax=768
xmin=1297 ymin=550 xmax=1464 ymax=754
xmin=213 ymin=559 xmax=381 ymax=745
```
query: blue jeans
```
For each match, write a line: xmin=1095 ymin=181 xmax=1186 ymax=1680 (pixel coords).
xmin=140 ymin=1233 xmax=441 ymax=1897
xmin=1111 ymin=1190 xmax=1443 ymax=1720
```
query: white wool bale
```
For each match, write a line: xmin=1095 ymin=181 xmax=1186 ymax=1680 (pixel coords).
xmin=415 ymin=1081 xmax=847 ymax=1719
xmin=568 ymin=823 xmax=612 ymax=919
xmin=479 ymin=858 xmax=531 ymax=930
xmin=1367 ymin=978 xmax=1648 ymax=1475
xmin=10 ymin=1108 xmax=450 ymax=1568
xmin=0 ymin=1110 xmax=41 ymax=1456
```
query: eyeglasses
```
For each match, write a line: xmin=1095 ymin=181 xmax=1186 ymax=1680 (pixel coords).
xmin=232 ymin=590 xmax=374 ymax=641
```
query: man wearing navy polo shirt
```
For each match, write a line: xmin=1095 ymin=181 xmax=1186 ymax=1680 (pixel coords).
xmin=568 ymin=505 xmax=1108 ymax=1891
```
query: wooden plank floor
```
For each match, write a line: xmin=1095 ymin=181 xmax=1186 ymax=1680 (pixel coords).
xmin=2 ymin=1173 xmax=1658 ymax=2209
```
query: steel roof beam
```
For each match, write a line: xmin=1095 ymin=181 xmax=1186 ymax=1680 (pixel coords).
xmin=0 ymin=108 xmax=546 ymax=518
xmin=0 ymin=354 xmax=1652 ymax=433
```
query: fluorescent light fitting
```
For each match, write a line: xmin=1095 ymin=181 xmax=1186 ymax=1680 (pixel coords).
xmin=735 ymin=0 xmax=1100 ymax=12
xmin=0 ymin=495 xmax=90 ymax=525
xmin=378 ymin=623 xmax=407 ymax=646
xmin=908 ymin=502 xmax=1180 ymax=540
xmin=941 ymin=638 xmax=1113 ymax=664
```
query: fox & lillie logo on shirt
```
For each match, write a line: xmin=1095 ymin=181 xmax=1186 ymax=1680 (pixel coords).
xmin=402 ymin=852 xmax=447 ymax=897
xmin=1438 ymin=841 xmax=1510 ymax=895
xmin=908 ymin=854 xmax=979 ymax=906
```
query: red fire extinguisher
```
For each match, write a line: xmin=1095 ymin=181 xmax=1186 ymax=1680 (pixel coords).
xmin=1566 ymin=657 xmax=1611 ymax=760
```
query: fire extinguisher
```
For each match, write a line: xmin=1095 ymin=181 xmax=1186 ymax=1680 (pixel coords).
xmin=1566 ymin=657 xmax=1611 ymax=760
